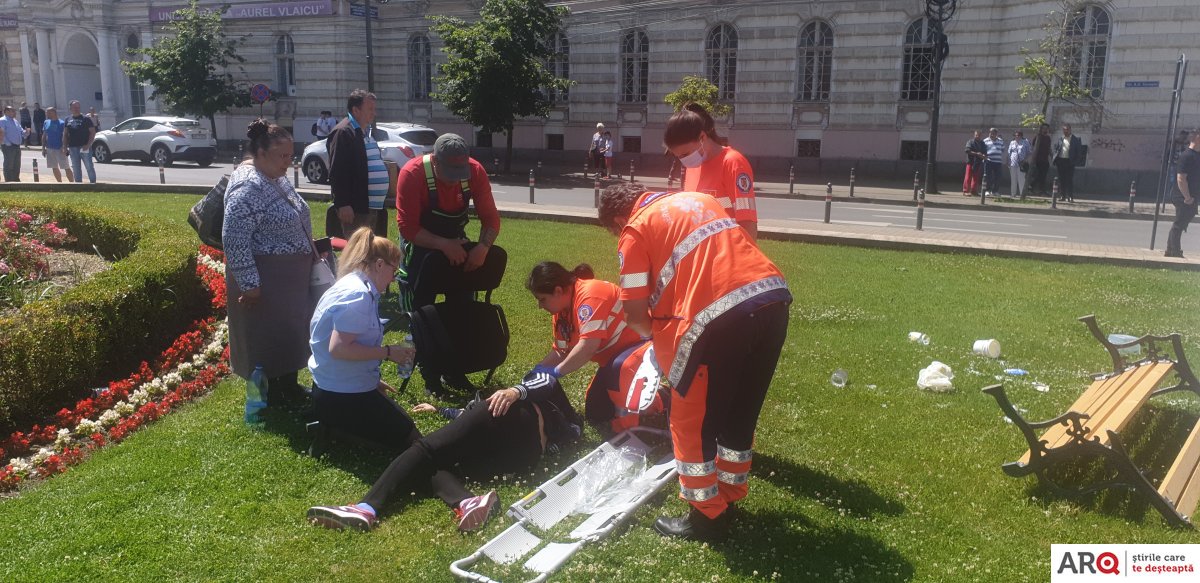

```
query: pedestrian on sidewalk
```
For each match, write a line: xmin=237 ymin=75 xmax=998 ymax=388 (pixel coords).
xmin=1052 ymin=123 xmax=1083 ymax=202
xmin=602 ymin=130 xmax=615 ymax=179
xmin=32 ymin=103 xmax=45 ymax=147
xmin=665 ymin=102 xmax=759 ymax=240
xmin=963 ymin=130 xmax=986 ymax=196
xmin=1165 ymin=128 xmax=1200 ymax=258
xmin=1008 ymin=130 xmax=1031 ymax=198
xmin=65 ymin=100 xmax=97 ymax=184
xmin=18 ymin=102 xmax=32 ymax=147
xmin=1027 ymin=123 xmax=1052 ymax=195
xmin=983 ymin=128 xmax=1005 ymax=197
xmin=590 ymin=123 xmax=606 ymax=177
xmin=41 ymin=107 xmax=74 ymax=183
xmin=0 ymin=105 xmax=27 ymax=182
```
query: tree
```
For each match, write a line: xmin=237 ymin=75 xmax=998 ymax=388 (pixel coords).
xmin=123 ymin=1 xmax=250 ymax=138
xmin=431 ymin=0 xmax=571 ymax=172
xmin=1015 ymin=0 xmax=1109 ymax=128
xmin=664 ymin=75 xmax=732 ymax=118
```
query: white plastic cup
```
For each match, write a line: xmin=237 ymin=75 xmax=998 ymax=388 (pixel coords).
xmin=972 ymin=339 xmax=1001 ymax=358
xmin=830 ymin=369 xmax=848 ymax=388
xmin=908 ymin=331 xmax=930 ymax=345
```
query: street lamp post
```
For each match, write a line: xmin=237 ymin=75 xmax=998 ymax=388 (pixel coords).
xmin=924 ymin=0 xmax=957 ymax=195
xmin=362 ymin=0 xmax=390 ymax=92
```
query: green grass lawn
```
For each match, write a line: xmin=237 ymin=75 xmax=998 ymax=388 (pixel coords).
xmin=3 ymin=191 xmax=1200 ymax=582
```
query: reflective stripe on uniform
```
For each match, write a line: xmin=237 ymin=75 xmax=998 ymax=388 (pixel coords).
xmin=735 ymin=197 xmax=756 ymax=211
xmin=718 ymin=470 xmax=749 ymax=485
xmin=597 ymin=321 xmax=628 ymax=353
xmin=715 ymin=196 xmax=734 ymax=209
xmin=718 ymin=444 xmax=753 ymax=463
xmin=649 ymin=218 xmax=739 ymax=308
xmin=676 ymin=459 xmax=716 ymax=477
xmin=580 ymin=319 xmax=606 ymax=334
xmin=680 ymin=483 xmax=720 ymax=502
xmin=620 ymin=272 xmax=649 ymax=289
xmin=667 ymin=275 xmax=789 ymax=388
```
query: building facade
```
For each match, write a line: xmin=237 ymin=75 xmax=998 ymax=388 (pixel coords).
xmin=1 ymin=0 xmax=1196 ymax=194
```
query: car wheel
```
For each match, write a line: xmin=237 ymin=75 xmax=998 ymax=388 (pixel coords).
xmin=303 ymin=156 xmax=328 ymax=184
xmin=92 ymin=142 xmax=111 ymax=164
xmin=196 ymin=157 xmax=214 ymax=168
xmin=151 ymin=144 xmax=173 ymax=168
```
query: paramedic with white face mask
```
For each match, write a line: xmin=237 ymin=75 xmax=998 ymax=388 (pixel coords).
xmin=663 ymin=102 xmax=759 ymax=241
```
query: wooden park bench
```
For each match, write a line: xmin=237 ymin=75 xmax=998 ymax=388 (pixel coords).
xmin=983 ymin=315 xmax=1200 ymax=528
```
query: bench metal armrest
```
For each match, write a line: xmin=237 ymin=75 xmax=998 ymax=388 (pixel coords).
xmin=983 ymin=384 xmax=1090 ymax=457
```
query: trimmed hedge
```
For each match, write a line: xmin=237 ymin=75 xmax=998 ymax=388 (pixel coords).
xmin=0 ymin=198 xmax=209 ymax=434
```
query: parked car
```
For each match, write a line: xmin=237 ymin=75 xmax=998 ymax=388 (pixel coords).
xmin=91 ymin=116 xmax=217 ymax=167
xmin=301 ymin=122 xmax=439 ymax=184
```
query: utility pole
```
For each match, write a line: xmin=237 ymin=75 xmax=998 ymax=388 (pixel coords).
xmin=924 ymin=0 xmax=958 ymax=195
xmin=362 ymin=0 xmax=390 ymax=92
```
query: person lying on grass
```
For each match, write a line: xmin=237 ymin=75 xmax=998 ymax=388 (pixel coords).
xmin=306 ymin=370 xmax=584 ymax=532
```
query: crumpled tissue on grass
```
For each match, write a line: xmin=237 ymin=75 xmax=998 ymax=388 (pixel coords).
xmin=917 ymin=361 xmax=955 ymax=392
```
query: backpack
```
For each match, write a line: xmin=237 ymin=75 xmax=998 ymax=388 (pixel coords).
xmin=188 ymin=175 xmax=230 ymax=248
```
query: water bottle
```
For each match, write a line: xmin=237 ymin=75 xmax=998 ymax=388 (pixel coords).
xmin=1107 ymin=334 xmax=1142 ymax=357
xmin=908 ymin=331 xmax=930 ymax=345
xmin=245 ymin=365 xmax=268 ymax=424
xmin=396 ymin=334 xmax=416 ymax=379
xmin=1003 ymin=368 xmax=1029 ymax=376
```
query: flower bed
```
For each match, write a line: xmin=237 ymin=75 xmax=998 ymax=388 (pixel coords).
xmin=0 ymin=246 xmax=230 ymax=492
xmin=0 ymin=209 xmax=76 ymax=309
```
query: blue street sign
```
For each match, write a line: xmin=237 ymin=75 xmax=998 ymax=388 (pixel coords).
xmin=349 ymin=4 xmax=379 ymax=18
xmin=1125 ymin=81 xmax=1160 ymax=88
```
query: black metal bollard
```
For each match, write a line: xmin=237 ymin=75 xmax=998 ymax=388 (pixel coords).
xmin=913 ymin=171 xmax=920 ymax=201
xmin=293 ymin=159 xmax=300 ymax=188
xmin=159 ymin=159 xmax=166 ymax=184
xmin=849 ymin=167 xmax=855 ymax=198
xmin=629 ymin=159 xmax=635 ymax=183
xmin=788 ymin=163 xmax=795 ymax=195
xmin=916 ymin=189 xmax=925 ymax=231
xmin=32 ymin=158 xmax=38 ymax=183
xmin=1129 ymin=180 xmax=1137 ymax=213
xmin=529 ymin=169 xmax=535 ymax=204
xmin=583 ymin=156 xmax=588 ymax=178
xmin=1051 ymin=176 xmax=1059 ymax=209
xmin=494 ymin=157 xmax=501 ymax=177
xmin=824 ymin=182 xmax=833 ymax=224
xmin=594 ymin=176 xmax=601 ymax=208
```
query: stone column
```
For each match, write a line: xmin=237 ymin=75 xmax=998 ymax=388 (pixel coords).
xmin=95 ymin=29 xmax=118 ymax=124
xmin=35 ymin=29 xmax=54 ymax=109
xmin=19 ymin=29 xmax=36 ymax=106
xmin=140 ymin=29 xmax=159 ymax=115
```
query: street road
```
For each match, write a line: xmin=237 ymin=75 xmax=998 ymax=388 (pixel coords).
xmin=71 ymin=157 xmax=1162 ymax=250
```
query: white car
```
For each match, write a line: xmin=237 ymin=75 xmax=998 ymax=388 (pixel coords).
xmin=91 ymin=116 xmax=217 ymax=167
xmin=301 ymin=122 xmax=439 ymax=184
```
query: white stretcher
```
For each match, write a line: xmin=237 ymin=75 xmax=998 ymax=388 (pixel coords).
xmin=450 ymin=427 xmax=678 ymax=582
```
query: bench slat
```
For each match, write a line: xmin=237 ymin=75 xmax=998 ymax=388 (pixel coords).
xmin=1019 ymin=363 xmax=1174 ymax=465
xmin=1160 ymin=421 xmax=1200 ymax=520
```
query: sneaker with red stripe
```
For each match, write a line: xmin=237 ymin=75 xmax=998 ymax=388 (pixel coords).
xmin=453 ymin=491 xmax=498 ymax=532
xmin=307 ymin=504 xmax=377 ymax=532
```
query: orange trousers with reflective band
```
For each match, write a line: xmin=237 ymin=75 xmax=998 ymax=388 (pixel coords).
xmin=667 ymin=301 xmax=789 ymax=519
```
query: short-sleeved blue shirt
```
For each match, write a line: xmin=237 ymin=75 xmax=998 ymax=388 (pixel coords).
xmin=308 ymin=272 xmax=386 ymax=393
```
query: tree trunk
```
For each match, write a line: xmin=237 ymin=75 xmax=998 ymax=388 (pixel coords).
xmin=208 ymin=114 xmax=218 ymax=142
xmin=505 ymin=128 xmax=514 ymax=173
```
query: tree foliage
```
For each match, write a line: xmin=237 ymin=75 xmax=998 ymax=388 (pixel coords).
xmin=122 ymin=1 xmax=250 ymax=138
xmin=1015 ymin=0 xmax=1108 ymax=128
xmin=430 ymin=0 xmax=571 ymax=171
xmin=664 ymin=75 xmax=732 ymax=118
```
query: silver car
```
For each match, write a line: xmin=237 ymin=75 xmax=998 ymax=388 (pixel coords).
xmin=301 ymin=122 xmax=439 ymax=184
xmin=91 ymin=116 xmax=217 ymax=167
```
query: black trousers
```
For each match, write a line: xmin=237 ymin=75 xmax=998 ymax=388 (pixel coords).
xmin=2 ymin=144 xmax=20 ymax=182
xmin=1167 ymin=200 xmax=1198 ymax=256
xmin=1054 ymin=158 xmax=1075 ymax=198
xmin=1028 ymin=160 xmax=1050 ymax=194
xmin=360 ymin=401 xmax=543 ymax=511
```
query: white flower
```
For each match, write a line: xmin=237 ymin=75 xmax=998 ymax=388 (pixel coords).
xmin=114 ymin=401 xmax=135 ymax=416
xmin=31 ymin=447 xmax=55 ymax=465
xmin=163 ymin=372 xmax=182 ymax=388
xmin=74 ymin=419 xmax=101 ymax=437
xmin=98 ymin=409 xmax=121 ymax=427
xmin=8 ymin=458 xmax=33 ymax=475
xmin=54 ymin=428 xmax=73 ymax=450
xmin=129 ymin=389 xmax=150 ymax=407
xmin=146 ymin=378 xmax=166 ymax=396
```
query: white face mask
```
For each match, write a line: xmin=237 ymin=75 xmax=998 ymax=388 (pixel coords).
xmin=678 ymin=138 xmax=706 ymax=168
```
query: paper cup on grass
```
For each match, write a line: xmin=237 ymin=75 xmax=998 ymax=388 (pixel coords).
xmin=972 ymin=339 xmax=1001 ymax=358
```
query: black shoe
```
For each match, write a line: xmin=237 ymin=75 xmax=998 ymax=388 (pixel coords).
xmin=653 ymin=507 xmax=731 ymax=541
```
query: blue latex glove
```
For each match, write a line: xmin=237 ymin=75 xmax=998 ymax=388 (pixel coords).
xmin=530 ymin=364 xmax=562 ymax=379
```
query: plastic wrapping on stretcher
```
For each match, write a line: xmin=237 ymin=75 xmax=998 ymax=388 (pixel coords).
xmin=450 ymin=427 xmax=677 ymax=582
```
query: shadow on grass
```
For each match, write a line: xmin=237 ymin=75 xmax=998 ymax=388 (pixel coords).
xmin=756 ymin=453 xmax=907 ymax=519
xmin=1021 ymin=404 xmax=1199 ymax=526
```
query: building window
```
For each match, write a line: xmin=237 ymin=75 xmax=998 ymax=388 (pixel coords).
xmin=900 ymin=140 xmax=929 ymax=161
xmin=797 ymin=21 xmax=833 ymax=102
xmin=546 ymin=32 xmax=569 ymax=103
xmin=546 ymin=134 xmax=564 ymax=151
xmin=275 ymin=34 xmax=295 ymax=94
xmin=902 ymin=19 xmax=936 ymax=101
xmin=621 ymin=30 xmax=649 ymax=103
xmin=796 ymin=139 xmax=821 ymax=158
xmin=0 ymin=46 xmax=9 ymax=96
xmin=706 ymin=24 xmax=737 ymax=101
xmin=1067 ymin=5 xmax=1111 ymax=99
xmin=409 ymin=34 xmax=432 ymax=101
xmin=126 ymin=34 xmax=146 ymax=116
xmin=623 ymin=136 xmax=642 ymax=154
xmin=476 ymin=130 xmax=492 ymax=148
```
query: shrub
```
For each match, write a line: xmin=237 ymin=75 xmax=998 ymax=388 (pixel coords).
xmin=0 ymin=199 xmax=209 ymax=434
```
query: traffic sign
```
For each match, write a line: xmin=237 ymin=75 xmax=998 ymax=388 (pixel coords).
xmin=250 ymin=83 xmax=271 ymax=104
xmin=349 ymin=3 xmax=379 ymax=18
xmin=1124 ymin=80 xmax=1160 ymax=88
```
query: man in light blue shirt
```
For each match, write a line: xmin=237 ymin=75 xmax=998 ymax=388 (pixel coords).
xmin=0 ymin=105 xmax=28 ymax=182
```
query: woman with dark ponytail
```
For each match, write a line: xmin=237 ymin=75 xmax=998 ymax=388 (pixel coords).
xmin=664 ymin=102 xmax=759 ymax=240
xmin=514 ymin=261 xmax=666 ymax=436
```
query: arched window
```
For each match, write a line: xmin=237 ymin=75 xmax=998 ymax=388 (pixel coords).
xmin=620 ymin=30 xmax=649 ymax=103
xmin=706 ymin=24 xmax=737 ymax=101
xmin=126 ymin=33 xmax=146 ymax=116
xmin=1066 ymin=5 xmax=1111 ymax=99
xmin=409 ymin=34 xmax=432 ymax=101
xmin=275 ymin=34 xmax=295 ymax=93
xmin=0 ymin=45 xmax=9 ymax=96
xmin=797 ymin=21 xmax=833 ymax=102
xmin=546 ymin=32 xmax=569 ymax=103
xmin=902 ymin=18 xmax=936 ymax=101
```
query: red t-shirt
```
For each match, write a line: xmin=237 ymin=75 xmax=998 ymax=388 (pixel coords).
xmin=395 ymin=156 xmax=500 ymax=241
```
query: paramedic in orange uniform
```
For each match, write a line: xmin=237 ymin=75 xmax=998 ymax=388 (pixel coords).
xmin=665 ymin=103 xmax=758 ymax=241
xmin=599 ymin=182 xmax=791 ymax=541
xmin=524 ymin=262 xmax=665 ymax=437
